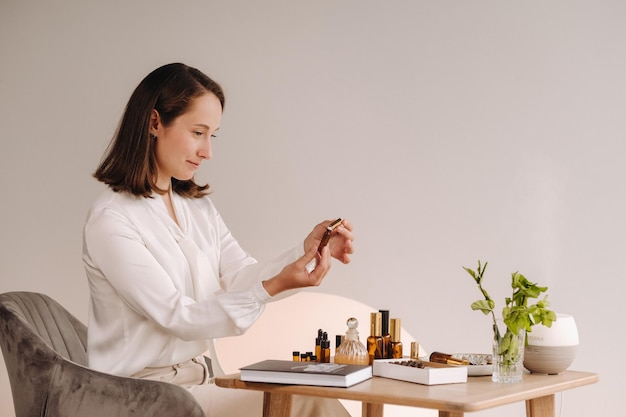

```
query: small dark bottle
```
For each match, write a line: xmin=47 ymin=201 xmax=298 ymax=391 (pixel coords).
xmin=366 ymin=312 xmax=384 ymax=365
xmin=379 ymin=309 xmax=391 ymax=359
xmin=411 ymin=341 xmax=420 ymax=360
xmin=318 ymin=343 xmax=326 ymax=363
xmin=293 ymin=351 xmax=301 ymax=362
xmin=389 ymin=318 xmax=403 ymax=359
xmin=321 ymin=340 xmax=331 ymax=363
xmin=335 ymin=335 xmax=343 ymax=352
xmin=315 ymin=329 xmax=323 ymax=362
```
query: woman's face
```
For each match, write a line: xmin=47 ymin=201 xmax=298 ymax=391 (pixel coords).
xmin=151 ymin=92 xmax=222 ymax=190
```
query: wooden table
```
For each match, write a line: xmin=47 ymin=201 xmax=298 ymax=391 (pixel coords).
xmin=214 ymin=370 xmax=598 ymax=417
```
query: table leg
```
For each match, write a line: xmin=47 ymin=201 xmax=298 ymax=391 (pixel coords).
xmin=262 ymin=392 xmax=292 ymax=417
xmin=526 ymin=394 xmax=555 ymax=417
xmin=362 ymin=401 xmax=384 ymax=417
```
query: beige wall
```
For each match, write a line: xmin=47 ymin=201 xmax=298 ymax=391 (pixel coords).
xmin=1 ymin=1 xmax=623 ymax=416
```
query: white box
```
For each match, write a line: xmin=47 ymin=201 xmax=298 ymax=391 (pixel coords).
xmin=372 ymin=359 xmax=468 ymax=385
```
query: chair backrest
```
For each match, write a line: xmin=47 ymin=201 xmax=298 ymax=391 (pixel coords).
xmin=1 ymin=291 xmax=206 ymax=417
xmin=0 ymin=292 xmax=88 ymax=365
xmin=0 ymin=291 xmax=89 ymax=417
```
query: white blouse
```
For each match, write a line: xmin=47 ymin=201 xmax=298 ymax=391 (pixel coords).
xmin=83 ymin=188 xmax=302 ymax=376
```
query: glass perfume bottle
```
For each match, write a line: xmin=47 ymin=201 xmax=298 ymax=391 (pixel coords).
xmin=334 ymin=317 xmax=370 ymax=366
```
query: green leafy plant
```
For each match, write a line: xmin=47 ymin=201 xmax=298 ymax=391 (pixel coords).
xmin=463 ymin=261 xmax=557 ymax=365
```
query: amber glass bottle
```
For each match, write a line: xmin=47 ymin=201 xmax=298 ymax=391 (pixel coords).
xmin=389 ymin=318 xmax=403 ymax=359
xmin=410 ymin=341 xmax=420 ymax=360
xmin=429 ymin=351 xmax=470 ymax=365
xmin=321 ymin=339 xmax=331 ymax=363
xmin=379 ymin=309 xmax=391 ymax=359
xmin=366 ymin=312 xmax=384 ymax=364
xmin=315 ymin=329 xmax=323 ymax=362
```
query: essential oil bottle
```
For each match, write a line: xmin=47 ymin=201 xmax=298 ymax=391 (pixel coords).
xmin=411 ymin=341 xmax=420 ymax=360
xmin=379 ymin=309 xmax=391 ymax=359
xmin=315 ymin=329 xmax=323 ymax=362
xmin=321 ymin=339 xmax=331 ymax=363
xmin=366 ymin=312 xmax=384 ymax=364
xmin=389 ymin=318 xmax=403 ymax=359
xmin=429 ymin=351 xmax=470 ymax=365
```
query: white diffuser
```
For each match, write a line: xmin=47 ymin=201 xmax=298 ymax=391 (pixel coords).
xmin=524 ymin=313 xmax=579 ymax=374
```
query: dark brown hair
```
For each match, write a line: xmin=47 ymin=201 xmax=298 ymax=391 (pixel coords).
xmin=94 ymin=63 xmax=225 ymax=198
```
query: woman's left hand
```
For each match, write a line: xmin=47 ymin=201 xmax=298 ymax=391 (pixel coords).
xmin=262 ymin=219 xmax=355 ymax=297
xmin=304 ymin=218 xmax=354 ymax=264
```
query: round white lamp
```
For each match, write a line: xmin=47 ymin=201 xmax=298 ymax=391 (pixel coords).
xmin=524 ymin=313 xmax=579 ymax=375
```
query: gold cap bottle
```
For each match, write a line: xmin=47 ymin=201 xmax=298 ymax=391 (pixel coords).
xmin=370 ymin=312 xmax=382 ymax=337
xmin=390 ymin=318 xmax=401 ymax=342
xmin=389 ymin=318 xmax=403 ymax=359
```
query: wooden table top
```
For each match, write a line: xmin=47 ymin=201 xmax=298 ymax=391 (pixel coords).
xmin=215 ymin=370 xmax=599 ymax=413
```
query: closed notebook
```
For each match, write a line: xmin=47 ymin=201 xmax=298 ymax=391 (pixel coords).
xmin=240 ymin=360 xmax=372 ymax=388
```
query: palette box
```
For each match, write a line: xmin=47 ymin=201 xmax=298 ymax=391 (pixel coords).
xmin=372 ymin=358 xmax=468 ymax=385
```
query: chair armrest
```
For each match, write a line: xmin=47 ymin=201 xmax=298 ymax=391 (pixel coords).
xmin=45 ymin=358 xmax=205 ymax=417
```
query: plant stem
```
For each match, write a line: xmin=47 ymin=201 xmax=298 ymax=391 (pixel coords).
xmin=475 ymin=279 xmax=500 ymax=340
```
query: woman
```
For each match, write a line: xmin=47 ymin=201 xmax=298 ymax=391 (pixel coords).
xmin=83 ymin=63 xmax=354 ymax=416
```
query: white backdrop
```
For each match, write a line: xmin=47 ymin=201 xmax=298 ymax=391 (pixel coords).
xmin=1 ymin=1 xmax=624 ymax=416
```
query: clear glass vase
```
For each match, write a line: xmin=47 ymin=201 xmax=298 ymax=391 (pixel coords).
xmin=492 ymin=320 xmax=525 ymax=383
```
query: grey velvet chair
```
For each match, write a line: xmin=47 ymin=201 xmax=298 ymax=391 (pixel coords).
xmin=0 ymin=291 xmax=205 ymax=417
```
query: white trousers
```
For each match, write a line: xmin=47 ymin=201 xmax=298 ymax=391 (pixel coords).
xmin=132 ymin=356 xmax=351 ymax=417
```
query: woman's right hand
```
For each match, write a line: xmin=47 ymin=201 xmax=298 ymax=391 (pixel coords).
xmin=261 ymin=244 xmax=332 ymax=297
